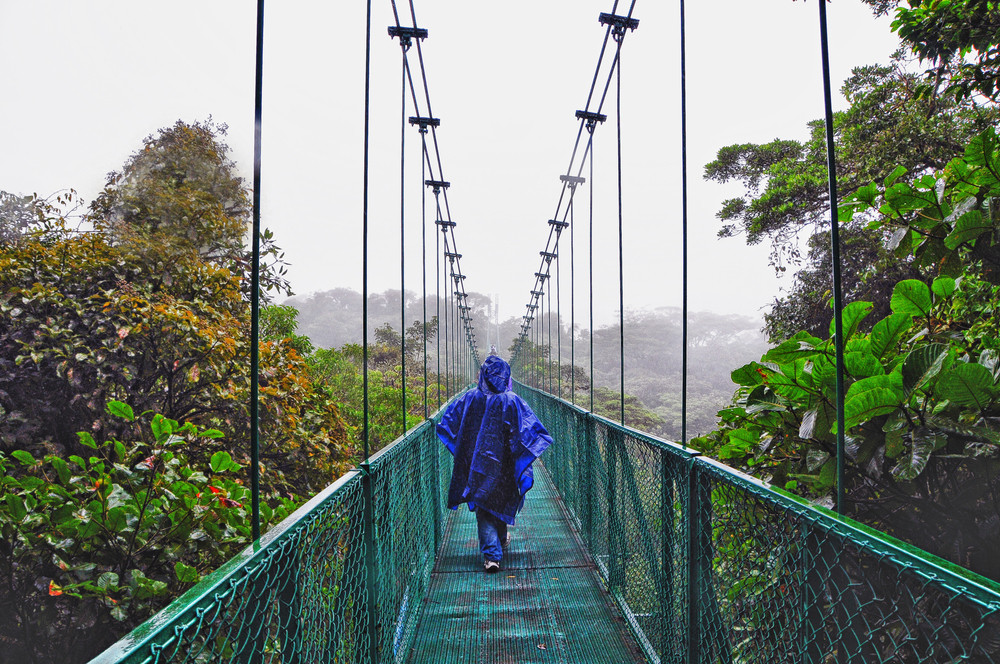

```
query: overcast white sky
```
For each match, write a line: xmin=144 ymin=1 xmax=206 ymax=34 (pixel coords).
xmin=1 ymin=1 xmax=901 ymax=330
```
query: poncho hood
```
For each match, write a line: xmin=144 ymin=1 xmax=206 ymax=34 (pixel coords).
xmin=478 ymin=355 xmax=512 ymax=394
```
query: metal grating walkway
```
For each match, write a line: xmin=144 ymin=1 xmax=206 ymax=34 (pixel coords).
xmin=406 ymin=465 xmax=647 ymax=664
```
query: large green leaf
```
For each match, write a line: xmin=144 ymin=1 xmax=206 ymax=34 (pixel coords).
xmin=901 ymin=343 xmax=949 ymax=394
xmin=719 ymin=428 xmax=759 ymax=459
xmin=937 ymin=363 xmax=996 ymax=410
xmin=763 ymin=331 xmax=826 ymax=365
xmin=845 ymin=372 xmax=905 ymax=402
xmin=767 ymin=359 xmax=815 ymax=400
xmin=931 ymin=276 xmax=957 ymax=298
xmin=829 ymin=301 xmax=874 ymax=343
xmin=844 ymin=373 xmax=905 ymax=430
xmin=106 ymin=401 xmax=134 ymax=422
xmin=944 ymin=209 xmax=991 ymax=249
xmin=731 ymin=362 xmax=766 ymax=387
xmin=892 ymin=428 xmax=946 ymax=481
xmin=845 ymin=349 xmax=884 ymax=378
xmin=890 ymin=279 xmax=932 ymax=317
xmin=745 ymin=385 xmax=787 ymax=414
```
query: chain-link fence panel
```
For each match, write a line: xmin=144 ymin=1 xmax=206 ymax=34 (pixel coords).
xmin=90 ymin=412 xmax=452 ymax=664
xmin=516 ymin=382 xmax=1000 ymax=664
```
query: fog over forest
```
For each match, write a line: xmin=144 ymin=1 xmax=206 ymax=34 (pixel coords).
xmin=286 ymin=288 xmax=768 ymax=439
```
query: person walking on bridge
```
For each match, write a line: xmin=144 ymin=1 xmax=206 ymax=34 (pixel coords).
xmin=436 ymin=353 xmax=553 ymax=573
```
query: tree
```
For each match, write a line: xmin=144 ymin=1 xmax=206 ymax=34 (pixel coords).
xmin=877 ymin=0 xmax=1000 ymax=102
xmin=89 ymin=119 xmax=290 ymax=299
xmin=706 ymin=56 xmax=998 ymax=341
xmin=694 ymin=129 xmax=1000 ymax=580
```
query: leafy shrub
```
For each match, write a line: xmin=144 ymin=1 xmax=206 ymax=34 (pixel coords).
xmin=0 ymin=401 xmax=296 ymax=664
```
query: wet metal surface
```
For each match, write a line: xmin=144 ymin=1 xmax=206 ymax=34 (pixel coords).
xmin=406 ymin=467 xmax=646 ymax=664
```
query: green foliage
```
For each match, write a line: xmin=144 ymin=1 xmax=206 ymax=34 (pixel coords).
xmin=889 ymin=0 xmax=1000 ymax=102
xmin=696 ymin=130 xmax=1000 ymax=580
xmin=840 ymin=126 xmax=1000 ymax=284
xmin=706 ymin=55 xmax=998 ymax=342
xmin=0 ymin=405 xmax=295 ymax=664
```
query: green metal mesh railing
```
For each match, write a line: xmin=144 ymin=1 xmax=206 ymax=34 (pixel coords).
xmin=517 ymin=382 xmax=1000 ymax=664
xmin=89 ymin=415 xmax=450 ymax=664
xmin=92 ymin=382 xmax=1000 ymax=664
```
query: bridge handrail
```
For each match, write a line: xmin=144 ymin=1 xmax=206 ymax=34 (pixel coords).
xmin=516 ymin=381 xmax=1000 ymax=664
xmin=89 ymin=396 xmax=462 ymax=664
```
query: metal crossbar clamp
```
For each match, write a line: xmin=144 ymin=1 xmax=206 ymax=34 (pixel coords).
xmin=425 ymin=179 xmax=450 ymax=190
xmin=387 ymin=25 xmax=428 ymax=49
xmin=444 ymin=251 xmax=462 ymax=260
xmin=409 ymin=116 xmax=440 ymax=133
xmin=534 ymin=272 xmax=550 ymax=280
xmin=548 ymin=219 xmax=570 ymax=229
xmin=530 ymin=291 xmax=544 ymax=298
xmin=575 ymin=110 xmax=607 ymax=134
xmin=560 ymin=174 xmax=587 ymax=185
xmin=435 ymin=220 xmax=456 ymax=231
xmin=453 ymin=290 xmax=466 ymax=298
xmin=598 ymin=13 xmax=639 ymax=41
xmin=527 ymin=303 xmax=538 ymax=310
xmin=540 ymin=251 xmax=557 ymax=261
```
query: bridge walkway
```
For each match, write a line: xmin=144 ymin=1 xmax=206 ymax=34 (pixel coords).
xmin=407 ymin=465 xmax=646 ymax=664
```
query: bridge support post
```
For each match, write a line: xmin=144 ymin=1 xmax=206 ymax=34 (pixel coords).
xmin=431 ymin=433 xmax=443 ymax=555
xmin=361 ymin=462 xmax=381 ymax=663
xmin=607 ymin=428 xmax=625 ymax=594
xmin=584 ymin=413 xmax=595 ymax=548
xmin=659 ymin=451 xmax=681 ymax=664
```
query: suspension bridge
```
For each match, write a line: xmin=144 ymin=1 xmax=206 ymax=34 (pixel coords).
xmin=88 ymin=1 xmax=1000 ymax=663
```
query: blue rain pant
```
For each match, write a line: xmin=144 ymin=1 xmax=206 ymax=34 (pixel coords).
xmin=476 ymin=509 xmax=508 ymax=562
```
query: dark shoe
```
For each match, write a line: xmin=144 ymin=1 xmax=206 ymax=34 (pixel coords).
xmin=484 ymin=559 xmax=500 ymax=573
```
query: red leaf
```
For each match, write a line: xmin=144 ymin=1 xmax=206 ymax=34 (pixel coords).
xmin=48 ymin=581 xmax=63 ymax=596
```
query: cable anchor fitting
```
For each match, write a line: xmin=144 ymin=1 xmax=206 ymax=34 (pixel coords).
xmin=409 ymin=116 xmax=440 ymax=134
xmin=540 ymin=251 xmax=557 ymax=263
xmin=548 ymin=219 xmax=570 ymax=231
xmin=575 ymin=110 xmax=608 ymax=135
xmin=534 ymin=272 xmax=550 ymax=281
xmin=388 ymin=25 xmax=428 ymax=51
xmin=425 ymin=179 xmax=450 ymax=192
xmin=599 ymin=13 xmax=638 ymax=43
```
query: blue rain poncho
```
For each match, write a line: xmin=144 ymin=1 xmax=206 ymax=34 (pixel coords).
xmin=437 ymin=356 xmax=553 ymax=525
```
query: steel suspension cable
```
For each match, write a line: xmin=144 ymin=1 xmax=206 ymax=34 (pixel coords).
xmin=398 ymin=42 xmax=408 ymax=435
xmin=420 ymin=129 xmax=428 ymax=417
xmin=589 ymin=134 xmax=595 ymax=413
xmin=511 ymin=5 xmax=638 ymax=376
xmin=557 ymin=240 xmax=562 ymax=397
xmin=570 ymin=197 xmax=576 ymax=403
xmin=249 ymin=0 xmax=265 ymax=542
xmin=679 ymin=0 xmax=689 ymax=448
xmin=615 ymin=38 xmax=625 ymax=426
xmin=817 ymin=0 xmax=847 ymax=515
xmin=435 ymin=192 xmax=441 ymax=408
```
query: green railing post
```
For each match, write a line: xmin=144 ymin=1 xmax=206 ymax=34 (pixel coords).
xmin=686 ymin=461 xmax=707 ymax=664
xmin=585 ymin=412 xmax=595 ymax=547
xmin=431 ymin=434 xmax=443 ymax=554
xmin=660 ymin=451 xmax=680 ymax=664
xmin=361 ymin=462 xmax=380 ymax=663
xmin=607 ymin=427 xmax=625 ymax=593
